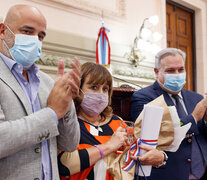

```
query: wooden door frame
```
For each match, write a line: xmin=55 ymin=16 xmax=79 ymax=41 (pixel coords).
xmin=166 ymin=0 xmax=196 ymax=90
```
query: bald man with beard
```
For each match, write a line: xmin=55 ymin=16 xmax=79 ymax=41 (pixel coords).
xmin=0 ymin=4 xmax=80 ymax=180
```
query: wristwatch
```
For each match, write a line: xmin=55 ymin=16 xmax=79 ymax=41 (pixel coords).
xmin=156 ymin=151 xmax=168 ymax=168
xmin=163 ymin=151 xmax=168 ymax=161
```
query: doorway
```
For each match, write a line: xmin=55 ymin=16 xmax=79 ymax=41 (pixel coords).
xmin=166 ymin=0 xmax=195 ymax=91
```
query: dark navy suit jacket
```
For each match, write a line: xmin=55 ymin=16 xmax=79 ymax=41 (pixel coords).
xmin=130 ymin=81 xmax=207 ymax=180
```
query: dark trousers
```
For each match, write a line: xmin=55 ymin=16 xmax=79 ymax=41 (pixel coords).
xmin=200 ymin=168 xmax=207 ymax=180
xmin=134 ymin=168 xmax=207 ymax=180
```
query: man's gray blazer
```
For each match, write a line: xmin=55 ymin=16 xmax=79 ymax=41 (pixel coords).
xmin=0 ymin=57 xmax=80 ymax=180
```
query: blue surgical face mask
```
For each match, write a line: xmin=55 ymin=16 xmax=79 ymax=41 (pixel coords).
xmin=4 ymin=26 xmax=42 ymax=67
xmin=163 ymin=72 xmax=186 ymax=92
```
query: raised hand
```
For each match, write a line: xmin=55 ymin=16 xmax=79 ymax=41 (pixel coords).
xmin=68 ymin=57 xmax=81 ymax=99
xmin=57 ymin=57 xmax=81 ymax=99
xmin=47 ymin=57 xmax=81 ymax=119
xmin=192 ymin=97 xmax=207 ymax=122
xmin=56 ymin=59 xmax=65 ymax=80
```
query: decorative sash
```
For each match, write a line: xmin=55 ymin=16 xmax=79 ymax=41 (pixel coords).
xmin=96 ymin=27 xmax=111 ymax=65
xmin=122 ymin=138 xmax=158 ymax=179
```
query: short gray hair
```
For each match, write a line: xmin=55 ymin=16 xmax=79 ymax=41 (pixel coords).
xmin=155 ymin=48 xmax=186 ymax=69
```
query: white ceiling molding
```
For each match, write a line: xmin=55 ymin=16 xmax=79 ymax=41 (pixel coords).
xmin=29 ymin=0 xmax=126 ymax=21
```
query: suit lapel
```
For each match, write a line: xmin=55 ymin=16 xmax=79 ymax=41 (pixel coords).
xmin=153 ymin=81 xmax=174 ymax=106
xmin=181 ymin=90 xmax=192 ymax=114
xmin=163 ymin=92 xmax=174 ymax=106
xmin=38 ymin=77 xmax=47 ymax=109
xmin=154 ymin=81 xmax=193 ymax=114
xmin=0 ymin=57 xmax=32 ymax=115
xmin=37 ymin=72 xmax=52 ymax=109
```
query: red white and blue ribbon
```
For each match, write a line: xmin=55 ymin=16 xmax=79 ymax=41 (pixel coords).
xmin=96 ymin=26 xmax=111 ymax=65
xmin=122 ymin=138 xmax=158 ymax=178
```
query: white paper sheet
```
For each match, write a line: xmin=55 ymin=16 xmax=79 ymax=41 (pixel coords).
xmin=165 ymin=123 xmax=191 ymax=152
xmin=168 ymin=106 xmax=180 ymax=128
xmin=138 ymin=105 xmax=164 ymax=177
xmin=166 ymin=106 xmax=192 ymax=152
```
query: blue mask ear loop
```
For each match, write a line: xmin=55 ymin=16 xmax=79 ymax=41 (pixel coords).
xmin=156 ymin=70 xmax=165 ymax=87
xmin=2 ymin=25 xmax=15 ymax=59
xmin=5 ymin=25 xmax=15 ymax=36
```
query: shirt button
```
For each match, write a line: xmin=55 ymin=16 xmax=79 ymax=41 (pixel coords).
xmin=35 ymin=147 xmax=41 ymax=153
xmin=187 ymin=159 xmax=191 ymax=163
xmin=18 ymin=65 xmax=21 ymax=69
xmin=188 ymin=138 xmax=192 ymax=143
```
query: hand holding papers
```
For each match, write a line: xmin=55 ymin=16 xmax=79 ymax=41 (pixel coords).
xmin=103 ymin=95 xmax=191 ymax=180
xmin=134 ymin=95 xmax=175 ymax=151
xmin=134 ymin=95 xmax=191 ymax=177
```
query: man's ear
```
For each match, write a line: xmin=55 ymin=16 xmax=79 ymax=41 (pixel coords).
xmin=154 ymin=68 xmax=159 ymax=79
xmin=0 ymin=23 xmax=6 ymax=40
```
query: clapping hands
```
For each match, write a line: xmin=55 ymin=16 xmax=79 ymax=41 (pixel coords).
xmin=47 ymin=57 xmax=81 ymax=119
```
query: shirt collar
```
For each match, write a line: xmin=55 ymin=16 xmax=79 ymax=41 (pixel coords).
xmin=168 ymin=92 xmax=183 ymax=99
xmin=0 ymin=51 xmax=39 ymax=75
xmin=0 ymin=51 xmax=16 ymax=71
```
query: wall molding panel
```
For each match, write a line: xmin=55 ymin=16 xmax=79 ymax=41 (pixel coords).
xmin=30 ymin=0 xmax=126 ymax=21
xmin=38 ymin=28 xmax=155 ymax=89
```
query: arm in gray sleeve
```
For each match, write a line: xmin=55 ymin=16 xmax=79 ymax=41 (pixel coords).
xmin=57 ymin=100 xmax=80 ymax=152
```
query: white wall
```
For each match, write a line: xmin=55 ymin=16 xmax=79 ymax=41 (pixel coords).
xmin=0 ymin=0 xmax=162 ymax=45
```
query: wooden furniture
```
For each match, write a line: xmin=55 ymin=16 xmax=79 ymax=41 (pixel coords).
xmin=111 ymin=86 xmax=136 ymax=121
